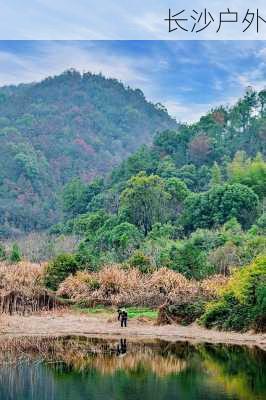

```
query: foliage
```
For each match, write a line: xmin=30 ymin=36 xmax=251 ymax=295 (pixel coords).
xmin=159 ymin=241 xmax=214 ymax=280
xmin=128 ymin=251 xmax=152 ymax=273
xmin=0 ymin=70 xmax=175 ymax=236
xmin=0 ymin=243 xmax=6 ymax=261
xmin=109 ymin=222 xmax=143 ymax=260
xmin=182 ymin=183 xmax=259 ymax=232
xmin=228 ymin=152 xmax=266 ymax=199
xmin=44 ymin=253 xmax=78 ymax=291
xmin=120 ymin=173 xmax=170 ymax=235
xmin=201 ymin=255 xmax=266 ymax=332
xmin=9 ymin=243 xmax=22 ymax=263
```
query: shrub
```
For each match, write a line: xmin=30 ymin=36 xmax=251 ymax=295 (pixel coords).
xmin=128 ymin=251 xmax=152 ymax=273
xmin=44 ymin=253 xmax=78 ymax=291
xmin=158 ymin=301 xmax=205 ymax=326
xmin=201 ymin=254 xmax=266 ymax=332
xmin=0 ymin=243 xmax=6 ymax=261
xmin=160 ymin=241 xmax=214 ymax=280
xmin=9 ymin=243 xmax=22 ymax=263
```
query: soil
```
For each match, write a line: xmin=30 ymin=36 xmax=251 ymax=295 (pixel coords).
xmin=1 ymin=311 xmax=265 ymax=350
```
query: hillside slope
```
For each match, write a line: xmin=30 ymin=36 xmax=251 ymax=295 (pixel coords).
xmin=0 ymin=70 xmax=177 ymax=236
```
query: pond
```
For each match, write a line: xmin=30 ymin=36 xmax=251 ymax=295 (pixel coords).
xmin=0 ymin=336 xmax=265 ymax=400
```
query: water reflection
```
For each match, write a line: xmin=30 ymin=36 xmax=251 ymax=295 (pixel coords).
xmin=0 ymin=336 xmax=265 ymax=400
xmin=116 ymin=338 xmax=127 ymax=356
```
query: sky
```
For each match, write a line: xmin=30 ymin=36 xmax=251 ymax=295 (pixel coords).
xmin=0 ymin=40 xmax=266 ymax=122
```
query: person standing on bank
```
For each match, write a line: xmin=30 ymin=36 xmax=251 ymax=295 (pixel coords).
xmin=120 ymin=308 xmax=128 ymax=327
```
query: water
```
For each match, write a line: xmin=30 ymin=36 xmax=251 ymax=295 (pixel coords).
xmin=0 ymin=336 xmax=265 ymax=400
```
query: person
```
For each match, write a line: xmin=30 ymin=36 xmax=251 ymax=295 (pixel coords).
xmin=120 ymin=308 xmax=128 ymax=328
xmin=117 ymin=307 xmax=122 ymax=321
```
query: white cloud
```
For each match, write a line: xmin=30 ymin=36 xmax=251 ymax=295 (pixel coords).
xmin=164 ymin=94 xmax=241 ymax=123
xmin=0 ymin=42 xmax=151 ymax=88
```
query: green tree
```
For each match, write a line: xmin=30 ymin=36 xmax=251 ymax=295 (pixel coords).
xmin=183 ymin=184 xmax=259 ymax=232
xmin=110 ymin=222 xmax=143 ymax=260
xmin=228 ymin=152 xmax=266 ymax=199
xmin=160 ymin=241 xmax=214 ymax=280
xmin=44 ymin=253 xmax=78 ymax=290
xmin=62 ymin=178 xmax=89 ymax=218
xmin=9 ymin=243 xmax=22 ymax=263
xmin=119 ymin=172 xmax=170 ymax=235
xmin=210 ymin=162 xmax=222 ymax=187
xmin=0 ymin=243 xmax=6 ymax=260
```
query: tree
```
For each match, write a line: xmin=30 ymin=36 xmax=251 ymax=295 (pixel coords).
xmin=110 ymin=222 xmax=143 ymax=260
xmin=62 ymin=178 xmax=89 ymax=218
xmin=164 ymin=177 xmax=189 ymax=220
xmin=188 ymin=134 xmax=213 ymax=165
xmin=0 ymin=243 xmax=6 ymax=260
xmin=44 ymin=253 xmax=78 ymax=290
xmin=228 ymin=152 xmax=266 ymax=199
xmin=210 ymin=162 xmax=222 ymax=187
xmin=160 ymin=241 xmax=214 ymax=280
xmin=183 ymin=184 xmax=259 ymax=232
xmin=9 ymin=243 xmax=22 ymax=263
xmin=119 ymin=172 xmax=170 ymax=235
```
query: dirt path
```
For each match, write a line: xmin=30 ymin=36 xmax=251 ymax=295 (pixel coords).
xmin=1 ymin=311 xmax=265 ymax=350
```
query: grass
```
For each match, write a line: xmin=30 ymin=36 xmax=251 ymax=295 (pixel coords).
xmin=127 ymin=307 xmax=158 ymax=320
xmin=72 ymin=305 xmax=158 ymax=319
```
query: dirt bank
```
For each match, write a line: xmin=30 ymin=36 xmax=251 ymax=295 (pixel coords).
xmin=1 ymin=311 xmax=265 ymax=350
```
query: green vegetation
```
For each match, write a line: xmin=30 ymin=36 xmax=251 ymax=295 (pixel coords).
xmin=74 ymin=305 xmax=158 ymax=319
xmin=9 ymin=243 xmax=22 ymax=263
xmin=0 ymin=70 xmax=176 ymax=236
xmin=44 ymin=253 xmax=78 ymax=290
xmin=0 ymin=74 xmax=265 ymax=332
xmin=201 ymin=255 xmax=266 ymax=332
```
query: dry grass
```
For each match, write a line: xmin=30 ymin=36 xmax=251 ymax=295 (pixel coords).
xmin=0 ymin=261 xmax=44 ymax=297
xmin=57 ymin=265 xmax=228 ymax=308
xmin=0 ymin=261 xmax=60 ymax=315
xmin=0 ymin=261 xmax=229 ymax=315
xmin=200 ymin=275 xmax=229 ymax=299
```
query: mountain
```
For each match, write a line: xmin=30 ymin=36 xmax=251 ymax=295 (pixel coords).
xmin=0 ymin=70 xmax=177 ymax=236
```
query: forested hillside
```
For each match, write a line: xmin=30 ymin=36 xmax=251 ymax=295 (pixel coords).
xmin=0 ymin=70 xmax=176 ymax=236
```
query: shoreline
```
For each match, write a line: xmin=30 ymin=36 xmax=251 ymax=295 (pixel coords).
xmin=1 ymin=311 xmax=265 ymax=351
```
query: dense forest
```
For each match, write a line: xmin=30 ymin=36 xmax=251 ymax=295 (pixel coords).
xmin=0 ymin=73 xmax=265 ymax=332
xmin=0 ymin=70 xmax=176 ymax=236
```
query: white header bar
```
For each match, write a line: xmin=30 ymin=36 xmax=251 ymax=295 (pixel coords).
xmin=0 ymin=0 xmax=266 ymax=40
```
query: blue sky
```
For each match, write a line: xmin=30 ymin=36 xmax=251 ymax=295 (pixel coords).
xmin=0 ymin=40 xmax=266 ymax=122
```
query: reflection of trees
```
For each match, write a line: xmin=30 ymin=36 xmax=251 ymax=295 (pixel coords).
xmin=198 ymin=344 xmax=266 ymax=400
xmin=0 ymin=337 xmax=187 ymax=378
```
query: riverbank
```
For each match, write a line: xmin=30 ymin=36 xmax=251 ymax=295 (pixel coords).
xmin=1 ymin=310 xmax=265 ymax=350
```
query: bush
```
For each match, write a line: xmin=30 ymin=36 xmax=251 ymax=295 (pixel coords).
xmin=160 ymin=241 xmax=214 ymax=280
xmin=128 ymin=251 xmax=152 ymax=273
xmin=158 ymin=300 xmax=206 ymax=326
xmin=44 ymin=253 xmax=78 ymax=290
xmin=201 ymin=254 xmax=266 ymax=332
xmin=0 ymin=243 xmax=6 ymax=260
xmin=9 ymin=243 xmax=22 ymax=263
